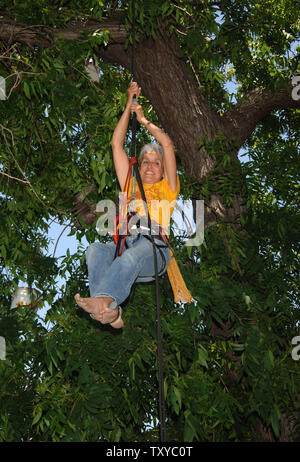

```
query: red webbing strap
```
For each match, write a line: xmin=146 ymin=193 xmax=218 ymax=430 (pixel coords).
xmin=113 ymin=157 xmax=137 ymax=253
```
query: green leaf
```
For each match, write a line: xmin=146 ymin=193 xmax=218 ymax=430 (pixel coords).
xmin=270 ymin=404 xmax=281 ymax=439
xmin=23 ymin=81 xmax=31 ymax=99
xmin=197 ymin=345 xmax=209 ymax=367
xmin=79 ymin=362 xmax=91 ymax=385
xmin=32 ymin=406 xmax=42 ymax=426
xmin=170 ymin=386 xmax=181 ymax=415
xmin=128 ymin=357 xmax=135 ymax=381
xmin=264 ymin=350 xmax=274 ymax=371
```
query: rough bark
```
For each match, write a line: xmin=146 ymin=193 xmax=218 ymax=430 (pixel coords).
xmin=0 ymin=16 xmax=127 ymax=47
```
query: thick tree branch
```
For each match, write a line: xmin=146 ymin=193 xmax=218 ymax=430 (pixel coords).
xmin=0 ymin=16 xmax=127 ymax=47
xmin=223 ymin=84 xmax=300 ymax=146
xmin=73 ymin=185 xmax=97 ymax=229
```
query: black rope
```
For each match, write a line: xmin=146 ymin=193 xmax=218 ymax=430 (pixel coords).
xmin=133 ymin=167 xmax=167 ymax=442
xmin=131 ymin=0 xmax=137 ymax=158
xmin=130 ymin=0 xmax=167 ymax=442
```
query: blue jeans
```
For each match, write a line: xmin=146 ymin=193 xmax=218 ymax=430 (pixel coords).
xmin=86 ymin=235 xmax=170 ymax=307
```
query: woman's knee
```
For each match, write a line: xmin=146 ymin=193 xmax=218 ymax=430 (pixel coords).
xmin=86 ymin=242 xmax=98 ymax=260
xmin=86 ymin=241 xmax=113 ymax=263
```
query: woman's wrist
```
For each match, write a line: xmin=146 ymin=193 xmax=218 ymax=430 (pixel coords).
xmin=141 ymin=117 xmax=151 ymax=127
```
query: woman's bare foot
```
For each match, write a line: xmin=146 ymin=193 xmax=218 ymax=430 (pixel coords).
xmin=98 ymin=306 xmax=120 ymax=324
xmin=74 ymin=293 xmax=106 ymax=316
xmin=74 ymin=294 xmax=123 ymax=328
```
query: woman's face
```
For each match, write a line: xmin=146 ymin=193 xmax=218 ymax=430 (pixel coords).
xmin=139 ymin=151 xmax=164 ymax=184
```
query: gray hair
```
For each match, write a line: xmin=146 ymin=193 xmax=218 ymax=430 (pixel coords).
xmin=139 ymin=143 xmax=163 ymax=163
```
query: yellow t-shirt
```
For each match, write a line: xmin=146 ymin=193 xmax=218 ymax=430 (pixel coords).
xmin=122 ymin=174 xmax=193 ymax=304
xmin=126 ymin=175 xmax=180 ymax=235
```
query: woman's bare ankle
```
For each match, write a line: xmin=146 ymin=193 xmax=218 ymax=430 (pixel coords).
xmin=110 ymin=314 xmax=124 ymax=329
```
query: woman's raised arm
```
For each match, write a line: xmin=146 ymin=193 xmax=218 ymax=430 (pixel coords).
xmin=111 ymin=82 xmax=141 ymax=190
xmin=130 ymin=101 xmax=177 ymax=192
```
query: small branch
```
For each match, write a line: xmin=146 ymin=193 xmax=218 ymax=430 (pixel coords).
xmin=52 ymin=222 xmax=71 ymax=258
xmin=67 ymin=60 xmax=104 ymax=93
xmin=0 ymin=170 xmax=30 ymax=184
xmin=188 ymin=55 xmax=201 ymax=89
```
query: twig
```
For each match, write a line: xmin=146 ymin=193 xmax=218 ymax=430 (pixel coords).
xmin=66 ymin=60 xmax=104 ymax=93
xmin=188 ymin=55 xmax=201 ymax=89
xmin=52 ymin=222 xmax=72 ymax=258
xmin=0 ymin=170 xmax=30 ymax=184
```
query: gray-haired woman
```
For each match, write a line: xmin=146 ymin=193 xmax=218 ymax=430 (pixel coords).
xmin=75 ymin=82 xmax=179 ymax=328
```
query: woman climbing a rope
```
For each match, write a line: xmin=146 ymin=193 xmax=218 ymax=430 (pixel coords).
xmin=75 ymin=81 xmax=180 ymax=328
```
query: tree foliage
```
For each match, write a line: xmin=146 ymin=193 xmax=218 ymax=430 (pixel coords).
xmin=0 ymin=0 xmax=299 ymax=442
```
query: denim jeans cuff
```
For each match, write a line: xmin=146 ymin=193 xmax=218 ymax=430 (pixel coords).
xmin=92 ymin=293 xmax=118 ymax=310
